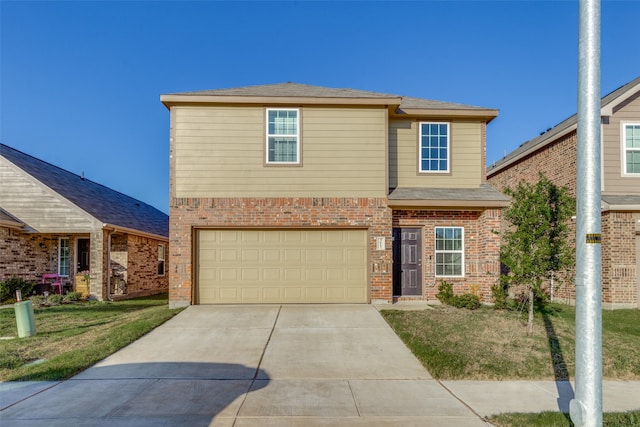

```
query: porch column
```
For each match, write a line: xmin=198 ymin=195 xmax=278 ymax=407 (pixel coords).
xmin=89 ymin=228 xmax=106 ymax=300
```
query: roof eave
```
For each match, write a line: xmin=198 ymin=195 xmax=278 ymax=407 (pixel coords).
xmin=0 ymin=219 xmax=25 ymax=229
xmin=102 ymin=223 xmax=169 ymax=242
xmin=387 ymin=199 xmax=510 ymax=208
xmin=394 ymin=108 xmax=499 ymax=123
xmin=160 ymin=94 xmax=403 ymax=109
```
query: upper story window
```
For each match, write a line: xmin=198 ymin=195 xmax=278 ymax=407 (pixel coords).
xmin=266 ymin=108 xmax=300 ymax=164
xmin=419 ymin=122 xmax=449 ymax=173
xmin=434 ymin=227 xmax=464 ymax=277
xmin=623 ymin=123 xmax=640 ymax=175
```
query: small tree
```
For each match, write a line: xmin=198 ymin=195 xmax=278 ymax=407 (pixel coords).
xmin=501 ymin=173 xmax=575 ymax=335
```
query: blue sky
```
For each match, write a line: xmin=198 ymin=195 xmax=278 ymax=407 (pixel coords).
xmin=1 ymin=1 xmax=639 ymax=214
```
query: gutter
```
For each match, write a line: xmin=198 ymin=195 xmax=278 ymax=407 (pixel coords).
xmin=102 ymin=223 xmax=169 ymax=242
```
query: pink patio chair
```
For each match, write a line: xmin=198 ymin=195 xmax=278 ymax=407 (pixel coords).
xmin=42 ymin=273 xmax=63 ymax=294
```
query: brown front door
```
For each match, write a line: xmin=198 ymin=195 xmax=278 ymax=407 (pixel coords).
xmin=393 ymin=228 xmax=422 ymax=296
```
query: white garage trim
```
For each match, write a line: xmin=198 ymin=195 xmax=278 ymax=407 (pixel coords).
xmin=196 ymin=228 xmax=369 ymax=304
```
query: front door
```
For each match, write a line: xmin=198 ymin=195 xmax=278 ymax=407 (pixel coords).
xmin=393 ymin=228 xmax=422 ymax=296
xmin=77 ymin=238 xmax=90 ymax=272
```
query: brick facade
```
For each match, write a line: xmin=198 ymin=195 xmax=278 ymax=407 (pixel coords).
xmin=392 ymin=209 xmax=502 ymax=302
xmin=169 ymin=197 xmax=393 ymax=308
xmin=169 ymin=198 xmax=502 ymax=307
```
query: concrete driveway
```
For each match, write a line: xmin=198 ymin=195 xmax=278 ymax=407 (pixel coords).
xmin=0 ymin=305 xmax=488 ymax=426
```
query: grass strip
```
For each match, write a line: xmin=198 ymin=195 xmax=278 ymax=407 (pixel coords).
xmin=487 ymin=410 xmax=640 ymax=426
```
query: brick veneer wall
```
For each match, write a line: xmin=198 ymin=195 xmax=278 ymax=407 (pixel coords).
xmin=392 ymin=208 xmax=502 ymax=302
xmin=601 ymin=211 xmax=637 ymax=307
xmin=0 ymin=228 xmax=73 ymax=287
xmin=117 ymin=234 xmax=169 ymax=299
xmin=169 ymin=197 xmax=393 ymax=308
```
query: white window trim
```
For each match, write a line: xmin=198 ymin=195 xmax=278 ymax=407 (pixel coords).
xmin=621 ymin=121 xmax=640 ymax=176
xmin=266 ymin=108 xmax=300 ymax=164
xmin=58 ymin=237 xmax=70 ymax=277
xmin=434 ymin=226 xmax=465 ymax=278
xmin=419 ymin=122 xmax=450 ymax=173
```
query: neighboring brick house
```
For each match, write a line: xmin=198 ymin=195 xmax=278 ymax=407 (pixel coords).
xmin=487 ymin=76 xmax=640 ymax=308
xmin=0 ymin=143 xmax=169 ymax=300
xmin=161 ymin=83 xmax=509 ymax=308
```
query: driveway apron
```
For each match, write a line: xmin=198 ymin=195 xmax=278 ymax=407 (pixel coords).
xmin=0 ymin=305 xmax=487 ymax=426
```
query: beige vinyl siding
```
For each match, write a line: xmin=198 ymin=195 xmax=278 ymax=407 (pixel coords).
xmin=603 ymin=93 xmax=640 ymax=194
xmin=173 ymin=106 xmax=387 ymax=198
xmin=389 ymin=119 xmax=483 ymax=188
xmin=0 ymin=157 xmax=97 ymax=232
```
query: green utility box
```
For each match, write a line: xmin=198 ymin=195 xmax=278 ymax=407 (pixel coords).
xmin=14 ymin=300 xmax=36 ymax=338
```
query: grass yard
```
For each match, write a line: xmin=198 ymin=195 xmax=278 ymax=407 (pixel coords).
xmin=0 ymin=294 xmax=184 ymax=381
xmin=380 ymin=303 xmax=640 ymax=381
xmin=487 ymin=411 xmax=640 ymax=426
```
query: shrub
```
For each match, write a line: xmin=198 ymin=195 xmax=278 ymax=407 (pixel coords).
xmin=63 ymin=292 xmax=82 ymax=303
xmin=436 ymin=281 xmax=455 ymax=305
xmin=452 ymin=293 xmax=481 ymax=310
xmin=437 ymin=281 xmax=481 ymax=310
xmin=0 ymin=277 xmax=36 ymax=303
xmin=47 ymin=294 xmax=63 ymax=305
xmin=491 ymin=283 xmax=509 ymax=309
xmin=30 ymin=295 xmax=46 ymax=308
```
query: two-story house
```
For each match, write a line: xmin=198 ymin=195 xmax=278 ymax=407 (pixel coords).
xmin=488 ymin=76 xmax=640 ymax=308
xmin=161 ymin=83 xmax=509 ymax=308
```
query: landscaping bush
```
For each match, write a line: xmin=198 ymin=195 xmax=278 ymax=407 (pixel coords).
xmin=30 ymin=295 xmax=46 ymax=308
xmin=491 ymin=282 xmax=509 ymax=309
xmin=436 ymin=281 xmax=481 ymax=310
xmin=452 ymin=293 xmax=481 ymax=310
xmin=436 ymin=281 xmax=455 ymax=305
xmin=0 ymin=277 xmax=36 ymax=303
xmin=63 ymin=292 xmax=82 ymax=303
xmin=46 ymin=294 xmax=63 ymax=305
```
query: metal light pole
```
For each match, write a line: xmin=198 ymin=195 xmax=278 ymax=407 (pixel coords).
xmin=570 ymin=0 xmax=603 ymax=426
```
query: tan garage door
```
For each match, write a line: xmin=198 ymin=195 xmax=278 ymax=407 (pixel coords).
xmin=197 ymin=229 xmax=368 ymax=304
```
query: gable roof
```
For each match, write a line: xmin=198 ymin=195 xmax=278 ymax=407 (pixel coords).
xmin=161 ymin=82 xmax=498 ymax=121
xmin=488 ymin=76 xmax=640 ymax=176
xmin=0 ymin=144 xmax=168 ymax=238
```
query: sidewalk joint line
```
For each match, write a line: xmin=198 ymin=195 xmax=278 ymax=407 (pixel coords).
xmin=436 ymin=379 xmax=489 ymax=424
xmin=231 ymin=304 xmax=282 ymax=427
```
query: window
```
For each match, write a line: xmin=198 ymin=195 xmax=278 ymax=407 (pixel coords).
xmin=157 ymin=244 xmax=166 ymax=276
xmin=624 ymin=123 xmax=640 ymax=174
xmin=266 ymin=108 xmax=299 ymax=164
xmin=58 ymin=238 xmax=70 ymax=276
xmin=420 ymin=122 xmax=449 ymax=173
xmin=435 ymin=227 xmax=464 ymax=277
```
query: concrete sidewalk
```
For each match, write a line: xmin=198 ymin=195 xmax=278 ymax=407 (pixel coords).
xmin=1 ymin=305 xmax=638 ymax=426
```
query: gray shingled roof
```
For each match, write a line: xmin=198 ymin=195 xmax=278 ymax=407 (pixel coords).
xmin=488 ymin=76 xmax=640 ymax=175
xmin=165 ymin=82 xmax=495 ymax=111
xmin=1 ymin=144 xmax=168 ymax=238
xmin=388 ymin=185 xmax=510 ymax=202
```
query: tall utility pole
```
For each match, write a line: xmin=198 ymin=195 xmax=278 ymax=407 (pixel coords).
xmin=570 ymin=0 xmax=603 ymax=426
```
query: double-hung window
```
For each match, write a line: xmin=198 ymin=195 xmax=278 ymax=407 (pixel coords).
xmin=420 ymin=122 xmax=449 ymax=173
xmin=157 ymin=244 xmax=166 ymax=276
xmin=58 ymin=238 xmax=70 ymax=277
xmin=623 ymin=123 xmax=640 ymax=175
xmin=266 ymin=108 xmax=299 ymax=164
xmin=435 ymin=227 xmax=464 ymax=277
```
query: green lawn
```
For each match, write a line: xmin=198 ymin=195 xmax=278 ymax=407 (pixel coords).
xmin=380 ymin=303 xmax=640 ymax=425
xmin=380 ymin=303 xmax=640 ymax=380
xmin=0 ymin=294 xmax=184 ymax=381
